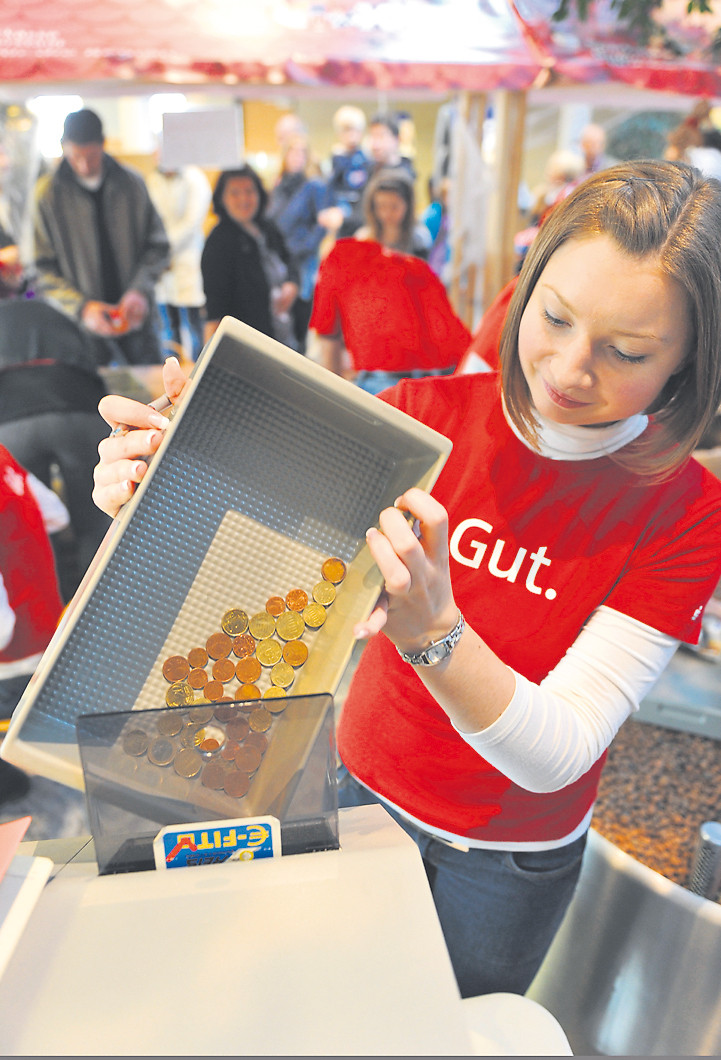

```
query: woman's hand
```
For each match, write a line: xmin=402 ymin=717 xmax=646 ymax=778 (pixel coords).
xmin=354 ymin=487 xmax=459 ymax=652
xmin=92 ymin=357 xmax=189 ymax=518
xmin=274 ymin=281 xmax=298 ymax=315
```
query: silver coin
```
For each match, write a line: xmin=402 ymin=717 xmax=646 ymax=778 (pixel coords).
xmin=157 ymin=713 xmax=183 ymax=737
xmin=147 ymin=736 xmax=175 ymax=766
xmin=122 ymin=728 xmax=149 ymax=757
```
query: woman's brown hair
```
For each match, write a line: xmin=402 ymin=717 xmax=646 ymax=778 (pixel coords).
xmin=501 ymin=159 xmax=721 ymax=480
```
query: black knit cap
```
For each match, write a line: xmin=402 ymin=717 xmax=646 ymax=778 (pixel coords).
xmin=62 ymin=108 xmax=104 ymax=145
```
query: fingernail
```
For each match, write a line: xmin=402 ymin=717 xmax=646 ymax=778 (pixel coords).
xmin=122 ymin=480 xmax=133 ymax=493
xmin=165 ymin=355 xmax=180 ymax=366
xmin=148 ymin=430 xmax=161 ymax=446
xmin=149 ymin=413 xmax=169 ymax=429
xmin=132 ymin=462 xmax=144 ymax=478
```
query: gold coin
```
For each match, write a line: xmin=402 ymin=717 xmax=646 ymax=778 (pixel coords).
xmin=206 ymin=631 xmax=232 ymax=659
xmin=221 ymin=608 xmax=249 ymax=636
xmin=235 ymin=657 xmax=262 ymax=683
xmin=180 ymin=724 xmax=205 ymax=749
xmin=286 ymin=588 xmax=308 ymax=612
xmin=249 ymin=707 xmax=273 ymax=733
xmin=157 ymin=713 xmax=183 ymax=737
xmin=188 ymin=667 xmax=209 ymax=690
xmin=232 ymin=632 xmax=256 ymax=659
xmin=148 ymin=736 xmax=175 ymax=766
xmin=122 ymin=729 xmax=149 ymax=756
xmin=303 ymin=602 xmax=327 ymax=629
xmin=162 ymin=655 xmax=189 ymax=683
xmin=282 ymin=639 xmax=308 ymax=667
xmin=263 ymin=688 xmax=287 ymax=713
xmin=187 ymin=647 xmax=208 ymax=669
xmin=322 ymin=557 xmax=346 ymax=584
xmin=212 ymin=657 xmax=236 ymax=683
xmin=312 ymin=580 xmax=336 ymax=606
xmin=275 ymin=610 xmax=305 ymax=641
xmin=174 ymin=747 xmax=202 ymax=779
xmin=270 ymin=661 xmax=295 ymax=689
xmin=165 ymin=680 xmax=194 ymax=707
xmin=265 ymin=595 xmax=286 ymax=617
xmin=236 ymin=682 xmax=261 ymax=701
xmin=256 ymin=638 xmax=282 ymax=667
xmin=249 ymin=611 xmax=276 ymax=640
xmin=188 ymin=705 xmax=214 ymax=724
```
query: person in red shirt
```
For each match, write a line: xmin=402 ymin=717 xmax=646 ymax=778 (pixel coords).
xmin=92 ymin=161 xmax=721 ymax=1000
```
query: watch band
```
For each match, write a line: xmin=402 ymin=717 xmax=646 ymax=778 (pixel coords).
xmin=397 ymin=612 xmax=465 ymax=667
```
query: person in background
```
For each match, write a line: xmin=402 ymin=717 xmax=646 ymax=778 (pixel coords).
xmin=146 ymin=156 xmax=212 ymax=362
xmin=317 ymin=105 xmax=371 ymax=240
xmin=267 ymin=135 xmax=331 ymax=355
xmin=0 ymin=445 xmax=67 ymax=805
xmin=32 ymin=108 xmax=170 ymax=366
xmin=92 ymin=160 xmax=721 ymax=1000
xmin=579 ymin=123 xmax=614 ymax=175
xmin=367 ymin=112 xmax=416 ymax=181
xmin=201 ymin=165 xmax=299 ymax=349
xmin=310 ymin=168 xmax=469 ymax=394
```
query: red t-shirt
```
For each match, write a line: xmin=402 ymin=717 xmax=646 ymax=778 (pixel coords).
xmin=310 ymin=239 xmax=471 ymax=373
xmin=337 ymin=374 xmax=721 ymax=843
xmin=0 ymin=446 xmax=63 ymax=665
xmin=455 ymin=276 xmax=518 ymax=375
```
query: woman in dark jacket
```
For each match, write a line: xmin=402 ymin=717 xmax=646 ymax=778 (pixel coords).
xmin=201 ymin=165 xmax=299 ymax=349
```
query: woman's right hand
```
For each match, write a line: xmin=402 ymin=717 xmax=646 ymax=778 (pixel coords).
xmin=93 ymin=357 xmax=189 ymax=518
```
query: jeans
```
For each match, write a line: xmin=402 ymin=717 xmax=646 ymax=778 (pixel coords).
xmin=337 ymin=766 xmax=587 ymax=998
xmin=354 ymin=366 xmax=455 ymax=397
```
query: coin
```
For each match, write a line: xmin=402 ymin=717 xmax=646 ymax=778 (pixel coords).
xmin=212 ymin=657 xmax=236 ymax=683
xmin=270 ymin=661 xmax=295 ymax=689
xmin=187 ymin=647 xmax=209 ymax=669
xmin=201 ymin=762 xmax=227 ymax=790
xmin=165 ymin=680 xmax=194 ymax=707
xmin=180 ymin=724 xmax=205 ymax=749
xmin=224 ymin=771 xmax=250 ymax=799
xmin=302 ymin=602 xmax=327 ymax=629
xmin=189 ymin=668 xmax=210 ymax=690
xmin=322 ymin=557 xmax=347 ymax=584
xmin=282 ymin=639 xmax=308 ymax=667
xmin=221 ymin=739 xmax=241 ymax=761
xmin=232 ymin=633 xmax=256 ymax=659
xmin=312 ymin=580 xmax=336 ymax=606
xmin=157 ymin=713 xmax=183 ymax=737
xmin=236 ymin=682 xmax=261 ymax=701
xmin=188 ymin=705 xmax=214 ymax=724
xmin=148 ymin=736 xmax=175 ymax=766
xmin=275 ymin=610 xmax=305 ymax=641
xmin=235 ymin=657 xmax=262 ymax=683
xmin=235 ymin=744 xmax=263 ymax=772
xmin=265 ymin=595 xmax=286 ymax=617
xmin=226 ymin=716 xmax=250 ymax=742
xmin=263 ymin=685 xmax=287 ymax=699
xmin=122 ymin=728 xmax=149 ymax=756
xmin=249 ymin=611 xmax=276 ymax=640
xmin=214 ymin=704 xmax=239 ymax=723
xmin=286 ymin=588 xmax=308 ymax=612
xmin=162 ymin=655 xmax=189 ymax=683
xmin=264 ymin=690 xmax=287 ymax=713
xmin=206 ymin=631 xmax=232 ymax=659
xmin=249 ymin=706 xmax=273 ymax=733
xmin=174 ymin=747 xmax=202 ymax=778
xmin=221 ymin=608 xmax=249 ymax=636
xmin=256 ymin=638 xmax=282 ymax=667
xmin=245 ymin=731 xmax=268 ymax=754
xmin=204 ymin=680 xmax=224 ymax=702
xmin=200 ymin=738 xmax=221 ymax=754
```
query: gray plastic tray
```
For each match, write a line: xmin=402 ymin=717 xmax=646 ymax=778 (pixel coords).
xmin=2 ymin=317 xmax=451 ymax=789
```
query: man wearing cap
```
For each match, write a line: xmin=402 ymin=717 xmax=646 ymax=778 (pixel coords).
xmin=32 ymin=108 xmax=170 ymax=365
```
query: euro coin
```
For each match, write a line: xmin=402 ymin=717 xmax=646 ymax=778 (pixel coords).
xmin=187 ymin=647 xmax=209 ymax=669
xmin=188 ymin=667 xmax=209 ymax=689
xmin=122 ymin=729 xmax=149 ymax=756
xmin=270 ymin=661 xmax=294 ymax=689
xmin=188 ymin=705 xmax=214 ymax=724
xmin=322 ymin=557 xmax=346 ymax=584
xmin=285 ymin=588 xmax=308 ymax=612
xmin=282 ymin=639 xmax=308 ymax=667
xmin=180 ymin=724 xmax=205 ymax=749
xmin=174 ymin=747 xmax=202 ymax=778
xmin=157 ymin=713 xmax=183 ymax=737
xmin=312 ymin=580 xmax=336 ymax=606
xmin=221 ymin=608 xmax=249 ymax=636
xmin=245 ymin=731 xmax=268 ymax=754
xmin=236 ymin=682 xmax=261 ymax=701
xmin=275 ymin=610 xmax=305 ymax=641
xmin=206 ymin=631 xmax=232 ymax=659
xmin=264 ymin=690 xmax=287 ymax=713
xmin=214 ymin=704 xmax=239 ymax=723
xmin=162 ymin=655 xmax=189 ymax=683
xmin=212 ymin=657 xmax=236 ymax=683
xmin=265 ymin=595 xmax=286 ymax=617
xmin=249 ymin=706 xmax=273 ymax=732
xmin=224 ymin=771 xmax=250 ymax=799
xmin=165 ymin=680 xmax=194 ymax=707
xmin=221 ymin=739 xmax=241 ymax=761
xmin=201 ymin=762 xmax=227 ymax=790
xmin=204 ymin=680 xmax=224 ymax=702
xmin=302 ymin=602 xmax=327 ymax=629
xmin=249 ymin=611 xmax=276 ymax=640
xmin=226 ymin=716 xmax=250 ymax=742
xmin=256 ymin=638 xmax=282 ymax=667
xmin=148 ymin=737 xmax=175 ymax=766
xmin=235 ymin=657 xmax=262 ymax=683
xmin=235 ymin=745 xmax=263 ymax=772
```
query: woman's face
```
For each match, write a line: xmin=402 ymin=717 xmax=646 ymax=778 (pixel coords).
xmin=373 ymin=189 xmax=407 ymax=233
xmin=284 ymin=143 xmax=307 ymax=174
xmin=222 ymin=176 xmax=260 ymax=225
xmin=518 ymin=234 xmax=693 ymax=427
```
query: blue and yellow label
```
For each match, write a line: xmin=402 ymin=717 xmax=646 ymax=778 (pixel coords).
xmin=153 ymin=816 xmax=281 ymax=869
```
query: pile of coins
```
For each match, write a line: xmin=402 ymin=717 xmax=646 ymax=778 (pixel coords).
xmin=119 ymin=556 xmax=347 ymax=800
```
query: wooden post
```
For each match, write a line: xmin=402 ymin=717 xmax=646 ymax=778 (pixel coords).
xmin=483 ymin=89 xmax=527 ymax=312
xmin=448 ymin=91 xmax=486 ymax=325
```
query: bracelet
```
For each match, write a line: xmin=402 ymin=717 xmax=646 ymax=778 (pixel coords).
xmin=396 ymin=612 xmax=465 ymax=668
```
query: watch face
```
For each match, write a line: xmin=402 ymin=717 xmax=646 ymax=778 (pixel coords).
xmin=426 ymin=644 xmax=447 ymax=665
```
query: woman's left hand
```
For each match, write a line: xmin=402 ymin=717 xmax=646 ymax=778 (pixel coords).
xmin=355 ymin=487 xmax=459 ymax=653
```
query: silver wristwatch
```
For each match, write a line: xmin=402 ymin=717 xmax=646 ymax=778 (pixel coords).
xmin=397 ymin=613 xmax=465 ymax=667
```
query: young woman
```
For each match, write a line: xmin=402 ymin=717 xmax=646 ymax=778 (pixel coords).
xmin=93 ymin=160 xmax=721 ymax=1000
xmin=201 ymin=165 xmax=299 ymax=350
xmin=310 ymin=168 xmax=468 ymax=395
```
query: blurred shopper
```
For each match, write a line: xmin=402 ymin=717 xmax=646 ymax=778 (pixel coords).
xmin=32 ymin=108 xmax=170 ymax=366
xmin=146 ymin=158 xmax=212 ymax=362
xmin=0 ymin=445 xmax=67 ymax=804
xmin=310 ymin=169 xmax=470 ymax=395
xmin=317 ymin=105 xmax=371 ymax=239
xmin=579 ymin=123 xmax=614 ymax=175
xmin=201 ymin=165 xmax=299 ymax=349
xmin=267 ymin=135 xmax=330 ymax=354
xmin=367 ymin=112 xmax=416 ymax=181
